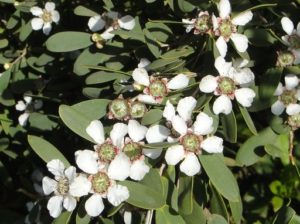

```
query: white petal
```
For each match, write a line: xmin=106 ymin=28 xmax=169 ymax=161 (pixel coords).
xmin=15 ymin=100 xmax=27 ymax=111
xmin=167 ymin=74 xmax=189 ymax=90
xmin=231 ymin=33 xmax=248 ymax=53
xmin=142 ymin=148 xmax=162 ymax=159
xmin=214 ymin=56 xmax=232 ymax=76
xmin=232 ymin=11 xmax=253 ymax=26
xmin=108 ymin=153 xmax=131 ymax=181
xmin=88 ymin=15 xmax=105 ymax=32
xmin=213 ymin=95 xmax=232 ymax=115
xmin=292 ymin=49 xmax=300 ymax=65
xmin=129 ymin=159 xmax=150 ymax=181
xmin=101 ymin=26 xmax=115 ymax=40
xmin=31 ymin=18 xmax=44 ymax=30
xmin=124 ymin=211 xmax=132 ymax=224
xmin=63 ymin=196 xmax=76 ymax=212
xmin=165 ymin=145 xmax=185 ymax=165
xmin=85 ymin=194 xmax=104 ymax=217
xmin=45 ymin=2 xmax=55 ymax=11
xmin=193 ymin=112 xmax=214 ymax=135
xmin=218 ymin=0 xmax=231 ymax=19
xmin=128 ymin=120 xmax=147 ymax=142
xmin=42 ymin=22 xmax=52 ymax=35
xmin=75 ymin=150 xmax=99 ymax=174
xmin=177 ymin=96 xmax=197 ymax=122
xmin=47 ymin=159 xmax=65 ymax=177
xmin=296 ymin=89 xmax=300 ymax=101
xmin=171 ymin=115 xmax=188 ymax=135
xmin=138 ymin=58 xmax=151 ymax=68
xmin=216 ymin=36 xmax=228 ymax=58
xmin=201 ymin=136 xmax=224 ymax=153
xmin=274 ymin=83 xmax=283 ymax=96
xmin=47 ymin=195 xmax=63 ymax=218
xmin=110 ymin=123 xmax=128 ymax=149
xmin=69 ymin=174 xmax=91 ymax=197
xmin=30 ymin=6 xmax=43 ymax=16
xmin=146 ymin=125 xmax=170 ymax=143
xmin=64 ymin=166 xmax=76 ymax=182
xmin=107 ymin=184 xmax=130 ymax=206
xmin=18 ymin=112 xmax=30 ymax=126
xmin=286 ymin=104 xmax=300 ymax=115
xmin=163 ymin=100 xmax=176 ymax=121
xmin=132 ymin=68 xmax=150 ymax=86
xmin=137 ymin=94 xmax=157 ymax=104
xmin=199 ymin=75 xmax=218 ymax=93
xmin=118 ymin=15 xmax=135 ymax=30
xmin=285 ymin=74 xmax=299 ymax=90
xmin=51 ymin=10 xmax=60 ymax=23
xmin=86 ymin=120 xmax=105 ymax=144
xmin=281 ymin=17 xmax=294 ymax=35
xmin=271 ymin=100 xmax=285 ymax=115
xmin=24 ymin=96 xmax=32 ymax=103
xmin=235 ymin=88 xmax=256 ymax=107
xmin=212 ymin=14 xmax=218 ymax=30
xmin=179 ymin=153 xmax=201 ymax=176
xmin=232 ymin=68 xmax=255 ymax=86
xmin=42 ymin=176 xmax=57 ymax=195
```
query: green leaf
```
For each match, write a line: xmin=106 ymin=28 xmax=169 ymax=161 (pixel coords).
xmin=272 ymin=206 xmax=296 ymax=224
xmin=74 ymin=6 xmax=98 ymax=17
xmin=210 ymin=185 xmax=229 ymax=221
xmin=141 ymin=109 xmax=163 ymax=125
xmin=182 ymin=200 xmax=206 ymax=224
xmin=120 ymin=180 xmax=165 ymax=209
xmin=0 ymin=39 xmax=8 ymax=49
xmin=85 ymin=71 xmax=126 ymax=84
xmin=28 ymin=135 xmax=70 ymax=166
xmin=156 ymin=205 xmax=186 ymax=224
xmin=145 ymin=22 xmax=173 ymax=43
xmin=239 ymin=106 xmax=257 ymax=135
xmin=221 ymin=112 xmax=237 ymax=143
xmin=59 ymin=99 xmax=110 ymax=142
xmin=207 ymin=214 xmax=228 ymax=224
xmin=244 ymin=29 xmax=277 ymax=47
xmin=140 ymin=169 xmax=163 ymax=192
xmin=259 ymin=67 xmax=283 ymax=100
xmin=161 ymin=45 xmax=194 ymax=59
xmin=199 ymin=154 xmax=240 ymax=202
xmin=178 ymin=174 xmax=193 ymax=215
xmin=0 ymin=70 xmax=11 ymax=93
xmin=19 ymin=21 xmax=32 ymax=42
xmin=46 ymin=32 xmax=93 ymax=52
xmin=52 ymin=211 xmax=72 ymax=224
xmin=229 ymin=195 xmax=243 ymax=224
xmin=144 ymin=29 xmax=161 ymax=58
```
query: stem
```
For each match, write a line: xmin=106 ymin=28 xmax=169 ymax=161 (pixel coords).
xmin=289 ymin=130 xmax=295 ymax=165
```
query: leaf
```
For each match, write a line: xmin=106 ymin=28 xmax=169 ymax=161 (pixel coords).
xmin=244 ymin=29 xmax=277 ymax=47
xmin=239 ymin=106 xmax=257 ymax=135
xmin=272 ymin=206 xmax=296 ymax=224
xmin=236 ymin=127 xmax=278 ymax=166
xmin=229 ymin=195 xmax=243 ymax=224
xmin=120 ymin=180 xmax=165 ymax=209
xmin=144 ymin=29 xmax=161 ymax=58
xmin=141 ymin=109 xmax=163 ymax=125
xmin=221 ymin=112 xmax=237 ymax=143
xmin=182 ymin=200 xmax=206 ymax=224
xmin=59 ymin=99 xmax=110 ymax=142
xmin=140 ymin=169 xmax=163 ymax=192
xmin=259 ymin=67 xmax=283 ymax=100
xmin=199 ymin=154 xmax=240 ymax=202
xmin=210 ymin=185 xmax=229 ymax=221
xmin=156 ymin=205 xmax=186 ymax=224
xmin=46 ymin=32 xmax=93 ymax=52
xmin=207 ymin=214 xmax=228 ymax=224
xmin=145 ymin=22 xmax=173 ymax=43
xmin=161 ymin=45 xmax=194 ymax=59
xmin=52 ymin=211 xmax=72 ymax=224
xmin=178 ymin=174 xmax=193 ymax=215
xmin=0 ymin=70 xmax=11 ymax=93
xmin=85 ymin=71 xmax=126 ymax=84
xmin=0 ymin=39 xmax=8 ymax=49
xmin=19 ymin=21 xmax=32 ymax=42
xmin=28 ymin=135 xmax=70 ymax=166
xmin=74 ymin=6 xmax=98 ymax=17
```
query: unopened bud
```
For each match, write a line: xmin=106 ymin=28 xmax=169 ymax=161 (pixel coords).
xmin=4 ymin=62 xmax=11 ymax=70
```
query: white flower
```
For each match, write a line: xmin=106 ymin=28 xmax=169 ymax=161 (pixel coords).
xmin=132 ymin=67 xmax=189 ymax=104
xmin=213 ymin=0 xmax=253 ymax=57
xmin=30 ymin=2 xmax=60 ymax=35
xmin=15 ymin=95 xmax=43 ymax=126
xmin=163 ymin=97 xmax=224 ymax=176
xmin=281 ymin=17 xmax=300 ymax=49
xmin=182 ymin=11 xmax=212 ymax=34
xmin=199 ymin=56 xmax=256 ymax=115
xmin=271 ymin=74 xmax=300 ymax=116
xmin=42 ymin=159 xmax=90 ymax=218
xmin=88 ymin=11 xmax=135 ymax=40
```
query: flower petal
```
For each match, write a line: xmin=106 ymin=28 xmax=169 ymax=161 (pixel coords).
xmin=85 ymin=194 xmax=104 ymax=217
xmin=107 ymin=184 xmax=130 ymax=206
xmin=286 ymin=104 xmax=300 ymax=115
xmin=274 ymin=83 xmax=283 ymax=96
xmin=171 ymin=115 xmax=188 ymax=135
xmin=47 ymin=159 xmax=65 ymax=177
xmin=214 ymin=56 xmax=232 ymax=76
xmin=232 ymin=68 xmax=255 ymax=86
xmin=199 ymin=75 xmax=218 ymax=93
xmin=63 ymin=196 xmax=77 ymax=212
xmin=108 ymin=153 xmax=131 ymax=181
xmin=177 ymin=96 xmax=197 ymax=122
xmin=165 ymin=145 xmax=185 ymax=165
xmin=129 ymin=159 xmax=150 ymax=181
xmin=285 ymin=74 xmax=299 ymax=90
xmin=86 ymin=120 xmax=105 ymax=144
xmin=218 ymin=0 xmax=231 ymax=19
xmin=110 ymin=123 xmax=128 ymax=149
xmin=64 ymin=166 xmax=76 ymax=182
xmin=163 ymin=100 xmax=176 ymax=121
xmin=146 ymin=124 xmax=170 ymax=143
xmin=42 ymin=176 xmax=57 ymax=195
xmin=216 ymin=36 xmax=228 ymax=58
xmin=42 ymin=22 xmax=52 ymax=35
xmin=179 ymin=153 xmax=201 ymax=176
xmin=201 ymin=136 xmax=224 ymax=153
xmin=138 ymin=58 xmax=151 ymax=68
xmin=132 ymin=68 xmax=150 ymax=86
xmin=193 ymin=112 xmax=214 ymax=135
xmin=75 ymin=150 xmax=99 ymax=174
xmin=124 ymin=211 xmax=132 ymax=224
xmin=271 ymin=100 xmax=285 ymax=115
xmin=30 ymin=6 xmax=43 ymax=16
xmin=128 ymin=120 xmax=147 ymax=142
xmin=45 ymin=2 xmax=55 ymax=11
xmin=232 ymin=11 xmax=253 ymax=26
xmin=137 ymin=94 xmax=157 ymax=104
xmin=18 ymin=112 xmax=30 ymax=126
xmin=51 ymin=10 xmax=60 ymax=23
xmin=167 ymin=74 xmax=189 ymax=90
xmin=281 ymin=17 xmax=294 ymax=35
xmin=231 ymin=33 xmax=248 ymax=53
xmin=31 ymin=18 xmax=44 ymax=30
xmin=235 ymin=87 xmax=256 ymax=107
xmin=15 ymin=100 xmax=27 ymax=111
xmin=88 ymin=15 xmax=105 ymax=32
xmin=47 ymin=195 xmax=63 ymax=218
xmin=118 ymin=15 xmax=135 ymax=30
xmin=69 ymin=174 xmax=91 ymax=197
xmin=101 ymin=26 xmax=115 ymax=40
xmin=213 ymin=95 xmax=232 ymax=115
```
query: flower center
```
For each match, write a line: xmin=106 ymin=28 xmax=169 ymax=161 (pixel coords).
xmin=57 ymin=177 xmax=69 ymax=195
xmin=109 ymin=99 xmax=129 ymax=120
xmin=219 ymin=19 xmax=235 ymax=38
xmin=42 ymin=10 xmax=52 ymax=23
xmin=130 ymin=102 xmax=147 ymax=118
xmin=97 ymin=142 xmax=116 ymax=163
xmin=288 ymin=34 xmax=300 ymax=49
xmin=218 ymin=77 xmax=236 ymax=95
xmin=288 ymin=113 xmax=300 ymax=129
xmin=277 ymin=51 xmax=295 ymax=67
xmin=123 ymin=142 xmax=142 ymax=161
xmin=195 ymin=14 xmax=211 ymax=33
xmin=149 ymin=80 xmax=167 ymax=98
xmin=279 ymin=90 xmax=297 ymax=105
xmin=181 ymin=134 xmax=201 ymax=153
xmin=91 ymin=172 xmax=110 ymax=194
